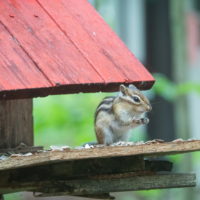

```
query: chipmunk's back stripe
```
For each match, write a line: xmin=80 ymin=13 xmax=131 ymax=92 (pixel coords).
xmin=97 ymin=99 xmax=113 ymax=109
xmin=96 ymin=104 xmax=112 ymax=112
xmin=103 ymin=96 xmax=115 ymax=101
xmin=95 ymin=96 xmax=115 ymax=122
xmin=95 ymin=107 xmax=111 ymax=122
xmin=96 ymin=107 xmax=111 ymax=113
xmin=96 ymin=96 xmax=115 ymax=110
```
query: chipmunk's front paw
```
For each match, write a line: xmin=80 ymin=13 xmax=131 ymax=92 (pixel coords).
xmin=133 ymin=117 xmax=149 ymax=125
xmin=135 ymin=117 xmax=149 ymax=125
xmin=141 ymin=117 xmax=149 ymax=125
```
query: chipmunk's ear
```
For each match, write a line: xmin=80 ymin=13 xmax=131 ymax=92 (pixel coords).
xmin=129 ymin=84 xmax=138 ymax=91
xmin=119 ymin=84 xmax=128 ymax=95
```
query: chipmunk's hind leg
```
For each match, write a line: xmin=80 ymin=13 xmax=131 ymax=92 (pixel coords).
xmin=104 ymin=128 xmax=114 ymax=145
xmin=116 ymin=132 xmax=129 ymax=143
xmin=95 ymin=126 xmax=113 ymax=145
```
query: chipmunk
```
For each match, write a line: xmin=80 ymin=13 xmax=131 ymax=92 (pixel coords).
xmin=95 ymin=84 xmax=151 ymax=145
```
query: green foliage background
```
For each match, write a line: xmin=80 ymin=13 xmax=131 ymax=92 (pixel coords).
xmin=34 ymin=92 xmax=105 ymax=148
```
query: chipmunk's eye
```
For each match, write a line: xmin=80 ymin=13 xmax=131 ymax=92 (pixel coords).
xmin=132 ymin=96 xmax=140 ymax=103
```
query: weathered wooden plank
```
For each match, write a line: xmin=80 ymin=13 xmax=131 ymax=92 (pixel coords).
xmin=0 ymin=0 xmax=154 ymax=100
xmin=53 ymin=0 xmax=154 ymax=89
xmin=39 ymin=173 xmax=196 ymax=195
xmin=37 ymin=0 xmax=136 ymax=83
xmin=0 ymin=157 xmax=173 ymax=194
xmin=0 ymin=0 xmax=103 ymax=87
xmin=0 ymin=99 xmax=33 ymax=149
xmin=0 ymin=146 xmax=43 ymax=155
xmin=0 ymin=22 xmax=52 ymax=91
xmin=0 ymin=173 xmax=196 ymax=194
xmin=72 ymin=193 xmax=114 ymax=200
xmin=0 ymin=157 xmax=172 ymax=180
xmin=0 ymin=140 xmax=199 ymax=171
xmin=0 ymin=157 xmax=144 ymax=186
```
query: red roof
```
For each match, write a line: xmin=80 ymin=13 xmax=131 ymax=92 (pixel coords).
xmin=0 ymin=0 xmax=154 ymax=100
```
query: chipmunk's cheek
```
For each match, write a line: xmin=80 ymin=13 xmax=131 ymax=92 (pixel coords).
xmin=137 ymin=107 xmax=145 ymax=113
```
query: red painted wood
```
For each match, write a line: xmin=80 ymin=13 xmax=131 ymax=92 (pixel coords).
xmin=52 ymin=0 xmax=154 ymax=82
xmin=0 ymin=0 xmax=103 ymax=86
xmin=0 ymin=0 xmax=154 ymax=100
xmin=0 ymin=22 xmax=51 ymax=92
xmin=37 ymin=0 xmax=127 ymax=83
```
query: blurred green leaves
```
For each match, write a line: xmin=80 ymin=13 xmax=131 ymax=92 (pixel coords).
xmin=34 ymin=93 xmax=107 ymax=148
xmin=151 ymin=73 xmax=200 ymax=101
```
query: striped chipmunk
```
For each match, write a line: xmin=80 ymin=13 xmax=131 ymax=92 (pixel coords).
xmin=95 ymin=84 xmax=152 ymax=145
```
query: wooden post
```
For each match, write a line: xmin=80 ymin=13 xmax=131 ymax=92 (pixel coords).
xmin=0 ymin=99 xmax=33 ymax=149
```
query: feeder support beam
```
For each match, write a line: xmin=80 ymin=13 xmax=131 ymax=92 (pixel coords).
xmin=0 ymin=99 xmax=33 ymax=149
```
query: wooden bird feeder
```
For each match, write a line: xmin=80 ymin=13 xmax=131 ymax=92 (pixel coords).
xmin=0 ymin=0 xmax=199 ymax=199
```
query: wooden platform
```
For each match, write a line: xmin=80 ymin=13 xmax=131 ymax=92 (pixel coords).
xmin=0 ymin=140 xmax=200 ymax=170
xmin=0 ymin=140 xmax=199 ymax=197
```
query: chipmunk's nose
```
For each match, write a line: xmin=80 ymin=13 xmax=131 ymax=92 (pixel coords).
xmin=147 ymin=105 xmax=152 ymax=112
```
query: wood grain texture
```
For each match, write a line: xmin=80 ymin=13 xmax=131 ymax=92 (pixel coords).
xmin=0 ymin=140 xmax=200 ymax=171
xmin=0 ymin=99 xmax=33 ymax=148
xmin=0 ymin=173 xmax=196 ymax=194
xmin=43 ymin=0 xmax=154 ymax=83
xmin=0 ymin=157 xmax=144 ymax=186
xmin=0 ymin=146 xmax=43 ymax=154
xmin=0 ymin=159 xmax=172 ymax=190
xmin=0 ymin=156 xmax=173 ymax=195
xmin=49 ymin=173 xmax=195 ymax=194
xmin=0 ymin=0 xmax=154 ymax=100
xmin=37 ymin=0 xmax=138 ymax=82
xmin=0 ymin=0 xmax=103 ymax=85
xmin=0 ymin=22 xmax=51 ymax=91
